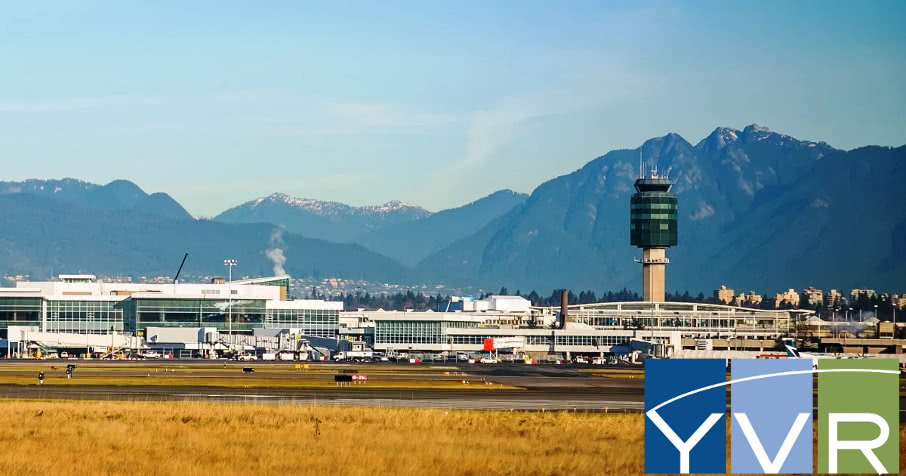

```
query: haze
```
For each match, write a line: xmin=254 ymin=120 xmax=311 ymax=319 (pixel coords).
xmin=1 ymin=0 xmax=904 ymax=217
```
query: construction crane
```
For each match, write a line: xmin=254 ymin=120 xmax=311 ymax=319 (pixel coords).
xmin=173 ymin=253 xmax=188 ymax=284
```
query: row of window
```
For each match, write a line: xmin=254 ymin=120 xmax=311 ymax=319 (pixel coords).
xmin=133 ymin=298 xmax=266 ymax=314
xmin=555 ymin=335 xmax=630 ymax=346
xmin=0 ymin=311 xmax=40 ymax=322
xmin=450 ymin=335 xmax=493 ymax=345
xmin=266 ymin=309 xmax=339 ymax=338
xmin=630 ymin=223 xmax=671 ymax=230
xmin=443 ymin=321 xmax=480 ymax=329
xmin=584 ymin=317 xmax=750 ymax=328
xmin=631 ymin=194 xmax=676 ymax=202
xmin=630 ymin=203 xmax=677 ymax=210
xmin=630 ymin=213 xmax=676 ymax=220
xmin=377 ymin=335 xmax=446 ymax=345
xmin=375 ymin=321 xmax=443 ymax=344
xmin=0 ymin=298 xmax=42 ymax=310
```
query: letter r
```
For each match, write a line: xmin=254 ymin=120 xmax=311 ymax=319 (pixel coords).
xmin=828 ymin=413 xmax=889 ymax=474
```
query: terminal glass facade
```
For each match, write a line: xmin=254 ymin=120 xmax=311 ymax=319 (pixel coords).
xmin=0 ymin=297 xmax=42 ymax=338
xmin=265 ymin=308 xmax=339 ymax=338
xmin=46 ymin=300 xmax=124 ymax=334
xmin=126 ymin=298 xmax=267 ymax=332
xmin=555 ymin=335 xmax=630 ymax=347
xmin=449 ymin=335 xmax=494 ymax=345
xmin=375 ymin=320 xmax=444 ymax=346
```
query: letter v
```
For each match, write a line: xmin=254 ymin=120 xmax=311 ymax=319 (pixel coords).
xmin=734 ymin=412 xmax=809 ymax=473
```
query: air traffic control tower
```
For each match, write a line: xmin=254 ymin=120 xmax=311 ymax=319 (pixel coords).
xmin=630 ymin=167 xmax=677 ymax=302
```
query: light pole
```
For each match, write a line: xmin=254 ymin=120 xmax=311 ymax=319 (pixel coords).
xmin=833 ymin=307 xmax=838 ymax=338
xmin=224 ymin=259 xmax=238 ymax=338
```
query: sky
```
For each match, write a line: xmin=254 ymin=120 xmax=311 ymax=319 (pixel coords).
xmin=1 ymin=1 xmax=904 ymax=217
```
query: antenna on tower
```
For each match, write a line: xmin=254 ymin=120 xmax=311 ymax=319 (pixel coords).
xmin=639 ymin=147 xmax=643 ymax=179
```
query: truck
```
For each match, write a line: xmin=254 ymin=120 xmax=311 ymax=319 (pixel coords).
xmin=333 ymin=350 xmax=374 ymax=361
xmin=261 ymin=353 xmax=277 ymax=361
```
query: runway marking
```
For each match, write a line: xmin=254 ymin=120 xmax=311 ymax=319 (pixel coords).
xmin=166 ymin=393 xmax=645 ymax=410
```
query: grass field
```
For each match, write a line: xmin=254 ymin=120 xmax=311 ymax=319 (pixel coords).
xmin=0 ymin=400 xmax=640 ymax=476
xmin=0 ymin=399 xmax=902 ymax=476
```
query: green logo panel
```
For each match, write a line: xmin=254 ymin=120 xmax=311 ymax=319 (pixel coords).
xmin=817 ymin=359 xmax=899 ymax=474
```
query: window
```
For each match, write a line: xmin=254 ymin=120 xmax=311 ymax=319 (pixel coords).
xmin=265 ymin=308 xmax=340 ymax=338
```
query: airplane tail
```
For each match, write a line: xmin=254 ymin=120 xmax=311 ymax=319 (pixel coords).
xmin=783 ymin=343 xmax=801 ymax=358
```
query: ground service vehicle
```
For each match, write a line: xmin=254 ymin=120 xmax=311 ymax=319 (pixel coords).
xmin=333 ymin=351 xmax=374 ymax=361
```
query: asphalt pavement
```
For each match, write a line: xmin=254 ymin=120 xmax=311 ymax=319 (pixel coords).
xmin=0 ymin=360 xmax=646 ymax=411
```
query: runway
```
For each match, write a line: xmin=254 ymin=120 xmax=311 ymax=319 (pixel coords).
xmin=0 ymin=360 xmax=647 ymax=411
xmin=0 ymin=384 xmax=644 ymax=411
xmin=0 ymin=360 xmax=902 ymax=414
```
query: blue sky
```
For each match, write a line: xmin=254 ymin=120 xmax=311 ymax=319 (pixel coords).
xmin=1 ymin=1 xmax=904 ymax=217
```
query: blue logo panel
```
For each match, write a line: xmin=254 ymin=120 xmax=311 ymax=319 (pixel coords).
xmin=645 ymin=359 xmax=726 ymax=474
xmin=731 ymin=359 xmax=813 ymax=473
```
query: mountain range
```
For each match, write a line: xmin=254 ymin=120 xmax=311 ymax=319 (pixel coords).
xmin=214 ymin=193 xmax=432 ymax=243
xmin=0 ymin=179 xmax=193 ymax=221
xmin=416 ymin=125 xmax=906 ymax=293
xmin=0 ymin=192 xmax=412 ymax=284
xmin=1 ymin=124 xmax=902 ymax=294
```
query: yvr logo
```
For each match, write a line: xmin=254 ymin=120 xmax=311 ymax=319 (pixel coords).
xmin=644 ymin=359 xmax=899 ymax=474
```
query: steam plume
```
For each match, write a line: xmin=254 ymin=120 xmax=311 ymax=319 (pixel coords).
xmin=266 ymin=229 xmax=287 ymax=276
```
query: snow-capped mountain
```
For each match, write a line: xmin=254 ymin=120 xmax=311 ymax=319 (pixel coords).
xmin=1 ymin=124 xmax=902 ymax=293
xmin=214 ymin=193 xmax=432 ymax=243
xmin=253 ymin=193 xmax=430 ymax=219
xmin=417 ymin=124 xmax=905 ymax=293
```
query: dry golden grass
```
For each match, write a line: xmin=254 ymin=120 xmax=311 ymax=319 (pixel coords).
xmin=0 ymin=400 xmax=642 ymax=476
xmin=0 ymin=400 xmax=902 ymax=476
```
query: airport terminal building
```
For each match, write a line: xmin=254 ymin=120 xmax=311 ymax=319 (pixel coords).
xmin=0 ymin=275 xmax=795 ymax=359
xmin=0 ymin=274 xmax=342 ymax=357
xmin=360 ymin=299 xmax=792 ymax=357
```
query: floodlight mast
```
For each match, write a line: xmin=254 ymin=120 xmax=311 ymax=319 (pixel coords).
xmin=223 ymin=259 xmax=238 ymax=337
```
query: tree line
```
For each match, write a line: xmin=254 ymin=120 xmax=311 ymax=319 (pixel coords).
xmin=299 ymin=286 xmax=902 ymax=319
xmin=298 ymin=287 xmax=735 ymax=311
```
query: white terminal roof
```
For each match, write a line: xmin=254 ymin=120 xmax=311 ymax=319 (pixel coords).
xmin=58 ymin=274 xmax=97 ymax=280
xmin=0 ymin=275 xmax=341 ymax=310
xmin=366 ymin=311 xmax=505 ymax=322
xmin=5 ymin=276 xmax=281 ymax=301
xmin=233 ymin=276 xmax=290 ymax=285
xmin=266 ymin=299 xmax=343 ymax=311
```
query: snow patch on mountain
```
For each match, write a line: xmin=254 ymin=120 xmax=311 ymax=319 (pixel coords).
xmin=250 ymin=193 xmax=431 ymax=219
xmin=704 ymin=127 xmax=740 ymax=150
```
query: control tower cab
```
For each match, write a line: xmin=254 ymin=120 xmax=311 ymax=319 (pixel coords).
xmin=630 ymin=167 xmax=677 ymax=302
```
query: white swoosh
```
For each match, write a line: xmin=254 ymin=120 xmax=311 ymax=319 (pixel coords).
xmin=649 ymin=368 xmax=899 ymax=413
